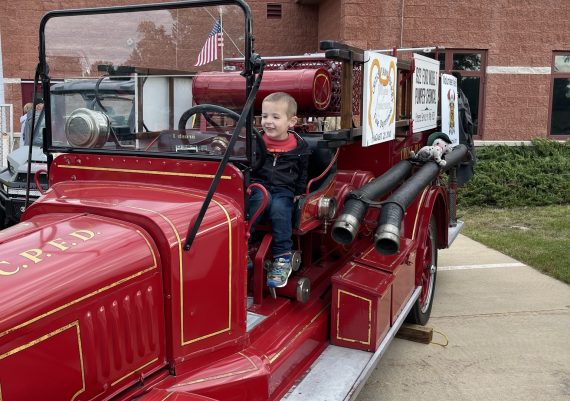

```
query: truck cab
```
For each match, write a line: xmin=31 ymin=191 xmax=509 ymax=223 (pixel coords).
xmin=0 ymin=1 xmax=467 ymax=400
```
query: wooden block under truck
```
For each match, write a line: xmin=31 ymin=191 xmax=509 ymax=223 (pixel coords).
xmin=0 ymin=1 xmax=470 ymax=400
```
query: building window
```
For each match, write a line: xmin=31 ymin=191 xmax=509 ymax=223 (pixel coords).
xmin=550 ymin=52 xmax=570 ymax=136
xmin=426 ymin=49 xmax=487 ymax=137
xmin=267 ymin=4 xmax=282 ymax=19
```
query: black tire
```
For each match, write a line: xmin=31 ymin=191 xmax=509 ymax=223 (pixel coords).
xmin=408 ymin=215 xmax=437 ymax=325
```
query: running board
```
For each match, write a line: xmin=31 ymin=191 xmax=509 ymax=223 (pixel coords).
xmin=282 ymin=287 xmax=421 ymax=401
xmin=447 ymin=219 xmax=464 ymax=247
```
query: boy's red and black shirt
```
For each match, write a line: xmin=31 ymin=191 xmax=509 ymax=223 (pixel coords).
xmin=252 ymin=130 xmax=310 ymax=195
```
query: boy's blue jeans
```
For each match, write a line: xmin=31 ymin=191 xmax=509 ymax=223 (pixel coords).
xmin=248 ymin=186 xmax=294 ymax=257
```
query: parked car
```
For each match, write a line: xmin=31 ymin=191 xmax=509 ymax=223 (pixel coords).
xmin=0 ymin=79 xmax=135 ymax=226
xmin=0 ymin=108 xmax=47 ymax=226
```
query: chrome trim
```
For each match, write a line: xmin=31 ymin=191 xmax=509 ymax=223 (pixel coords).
xmin=447 ymin=220 xmax=464 ymax=247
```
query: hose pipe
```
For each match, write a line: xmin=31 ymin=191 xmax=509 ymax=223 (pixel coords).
xmin=374 ymin=145 xmax=468 ymax=255
xmin=332 ymin=160 xmax=413 ymax=244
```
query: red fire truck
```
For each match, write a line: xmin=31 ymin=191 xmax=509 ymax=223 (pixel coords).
xmin=0 ymin=1 xmax=468 ymax=400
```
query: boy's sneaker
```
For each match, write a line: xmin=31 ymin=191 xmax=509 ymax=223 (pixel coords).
xmin=267 ymin=255 xmax=292 ymax=288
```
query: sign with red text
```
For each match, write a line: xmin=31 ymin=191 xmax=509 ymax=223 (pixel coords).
xmin=412 ymin=54 xmax=439 ymax=132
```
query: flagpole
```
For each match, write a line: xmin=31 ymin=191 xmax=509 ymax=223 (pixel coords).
xmin=219 ymin=7 xmax=224 ymax=72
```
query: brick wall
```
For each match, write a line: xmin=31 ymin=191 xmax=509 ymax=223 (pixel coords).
xmin=318 ymin=0 xmax=341 ymax=44
xmin=337 ymin=0 xmax=569 ymax=139
xmin=248 ymin=0 xmax=319 ymax=56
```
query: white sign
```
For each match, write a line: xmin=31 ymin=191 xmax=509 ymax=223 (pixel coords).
xmin=441 ymin=74 xmax=459 ymax=145
xmin=362 ymin=51 xmax=397 ymax=147
xmin=412 ymin=54 xmax=439 ymax=133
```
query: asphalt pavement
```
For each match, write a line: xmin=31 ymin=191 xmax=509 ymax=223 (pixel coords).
xmin=358 ymin=234 xmax=570 ymax=401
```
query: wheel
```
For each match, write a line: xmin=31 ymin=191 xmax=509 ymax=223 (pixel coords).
xmin=178 ymin=104 xmax=265 ymax=170
xmin=408 ymin=215 xmax=437 ymax=325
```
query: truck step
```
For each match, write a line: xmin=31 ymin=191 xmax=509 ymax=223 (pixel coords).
xmin=447 ymin=219 xmax=464 ymax=247
xmin=281 ymin=287 xmax=420 ymax=401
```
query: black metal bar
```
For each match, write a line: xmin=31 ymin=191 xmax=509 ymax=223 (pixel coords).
xmin=25 ymin=64 xmax=43 ymax=209
xmin=184 ymin=64 xmax=264 ymax=251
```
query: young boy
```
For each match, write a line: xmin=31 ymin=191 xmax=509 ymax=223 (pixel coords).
xmin=249 ymin=92 xmax=309 ymax=288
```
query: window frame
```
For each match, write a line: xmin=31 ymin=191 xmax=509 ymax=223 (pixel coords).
xmin=442 ymin=49 xmax=487 ymax=139
xmin=548 ymin=51 xmax=570 ymax=138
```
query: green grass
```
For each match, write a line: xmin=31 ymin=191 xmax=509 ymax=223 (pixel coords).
xmin=460 ymin=205 xmax=570 ymax=284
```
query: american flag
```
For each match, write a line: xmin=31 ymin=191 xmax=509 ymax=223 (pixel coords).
xmin=195 ymin=19 xmax=223 ymax=67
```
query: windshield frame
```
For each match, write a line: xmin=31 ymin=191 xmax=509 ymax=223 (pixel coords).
xmin=38 ymin=0 xmax=255 ymax=163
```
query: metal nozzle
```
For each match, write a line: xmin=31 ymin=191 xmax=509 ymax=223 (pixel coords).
xmin=332 ymin=214 xmax=361 ymax=244
xmin=374 ymin=223 xmax=401 ymax=255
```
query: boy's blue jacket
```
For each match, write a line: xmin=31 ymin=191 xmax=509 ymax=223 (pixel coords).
xmin=251 ymin=131 xmax=310 ymax=195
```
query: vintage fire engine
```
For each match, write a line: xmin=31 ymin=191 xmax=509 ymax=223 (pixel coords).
xmin=0 ymin=1 xmax=468 ymax=400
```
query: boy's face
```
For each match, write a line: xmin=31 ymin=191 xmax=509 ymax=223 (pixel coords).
xmin=261 ymin=100 xmax=297 ymax=141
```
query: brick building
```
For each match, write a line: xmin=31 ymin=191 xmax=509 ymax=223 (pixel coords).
xmin=0 ymin=0 xmax=568 ymax=139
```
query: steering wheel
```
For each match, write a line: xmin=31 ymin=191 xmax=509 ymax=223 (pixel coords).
xmin=178 ymin=104 xmax=265 ymax=171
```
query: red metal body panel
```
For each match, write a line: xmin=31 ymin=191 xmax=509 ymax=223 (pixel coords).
xmin=192 ymin=69 xmax=332 ymax=113
xmin=0 ymin=213 xmax=165 ymax=400
xmin=355 ymin=241 xmax=415 ymax=325
xmin=47 ymin=154 xmax=245 ymax=210
xmin=331 ymin=263 xmax=393 ymax=351
xmin=25 ymin=160 xmax=248 ymax=365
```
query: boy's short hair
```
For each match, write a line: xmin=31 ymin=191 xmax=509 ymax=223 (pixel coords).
xmin=263 ymin=92 xmax=297 ymax=118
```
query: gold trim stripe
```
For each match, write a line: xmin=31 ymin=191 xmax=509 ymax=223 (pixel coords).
xmin=0 ymin=265 xmax=156 ymax=339
xmin=0 ymin=228 xmax=157 ymax=339
xmin=341 ymin=264 xmax=356 ymax=279
xmin=0 ymin=321 xmax=86 ymax=401
xmin=57 ymin=164 xmax=232 ymax=180
xmin=126 ymin=202 xmax=232 ymax=346
xmin=171 ymin=352 xmax=258 ymax=388
xmin=268 ymin=306 xmax=328 ymax=363
xmin=137 ymin=230 xmax=158 ymax=269
xmin=412 ymin=188 xmax=429 ymax=240
xmin=111 ymin=357 xmax=159 ymax=387
xmin=336 ymin=290 xmax=372 ymax=345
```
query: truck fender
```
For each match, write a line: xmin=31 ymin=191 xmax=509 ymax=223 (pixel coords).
xmin=412 ymin=187 xmax=448 ymax=286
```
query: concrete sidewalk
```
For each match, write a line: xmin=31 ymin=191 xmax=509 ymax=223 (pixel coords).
xmin=358 ymin=234 xmax=570 ymax=401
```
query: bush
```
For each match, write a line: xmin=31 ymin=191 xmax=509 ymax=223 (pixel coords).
xmin=458 ymin=139 xmax=570 ymax=208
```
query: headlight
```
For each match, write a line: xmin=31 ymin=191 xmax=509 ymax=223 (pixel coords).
xmin=65 ymin=108 xmax=110 ymax=148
